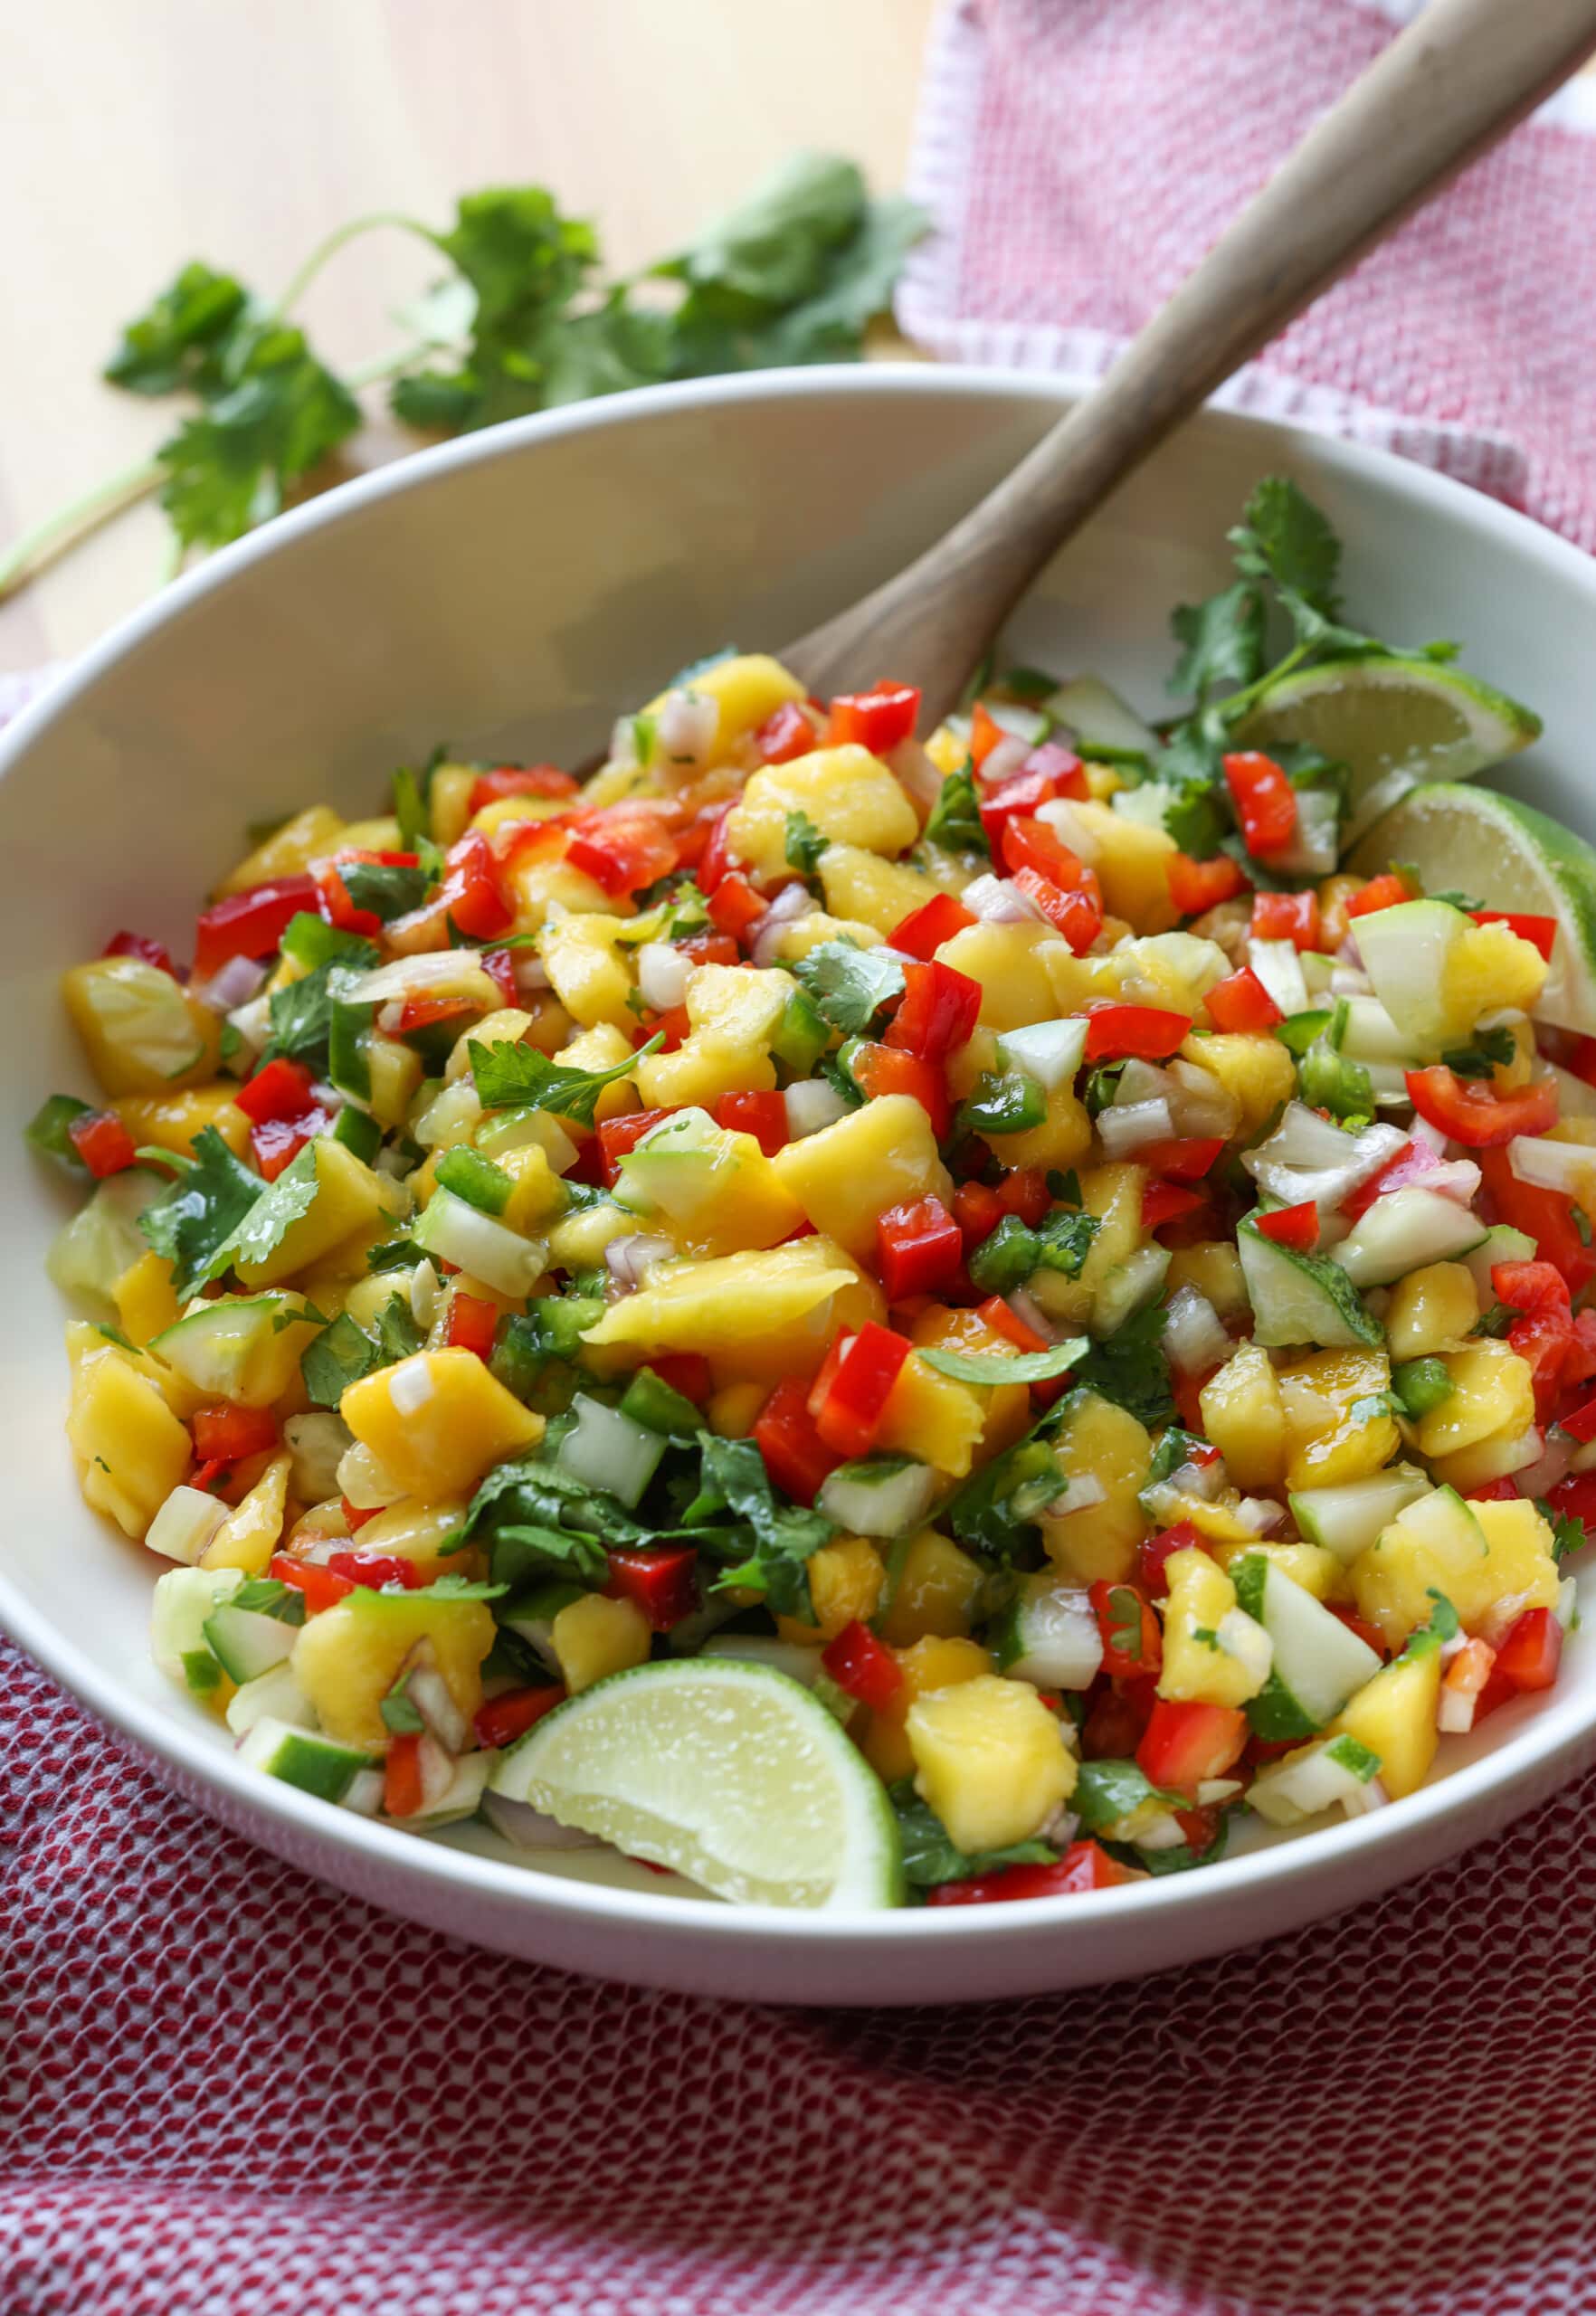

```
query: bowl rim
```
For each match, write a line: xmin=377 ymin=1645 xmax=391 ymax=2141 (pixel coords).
xmin=5 ymin=357 xmax=1596 ymax=1947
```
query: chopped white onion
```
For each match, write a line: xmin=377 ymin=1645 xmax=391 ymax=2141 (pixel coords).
xmin=1513 ymin=1428 xmax=1571 ymax=1501
xmin=978 ymin=733 xmax=1031 ymax=786
xmin=145 ymin=1484 xmax=228 ymax=1566
xmin=1164 ymin=1059 xmax=1240 ymax=1138
xmin=1410 ymin=1114 xmax=1450 ymax=1155
xmin=1328 ymin=966 xmax=1373 ymax=998
xmin=1271 ymin=787 xmax=1341 ymax=878
xmin=1162 ymin=1284 xmax=1230 ymax=1378
xmin=403 ymin=1653 xmax=471 ymax=1755
xmin=1342 ymin=1777 xmax=1390 ymax=1818
xmin=481 ymin=1789 xmax=602 ymax=1851
xmin=1242 ymin=1103 xmax=1407 ymax=1211
xmin=963 ymin=873 xmax=1045 ymax=924
xmin=1006 ymin=1287 xmax=1058 ymax=1343
xmin=1234 ymin=1496 xmax=1286 ymax=1535
xmin=1113 ymin=1058 xmax=1175 ymax=1107
xmin=784 ymin=1079 xmax=851 ymax=1139
xmin=1248 ymin=939 xmax=1311 ymax=1019
xmin=512 ymin=951 xmax=550 ymax=994
xmin=194 ymin=954 xmax=267 ymax=1013
xmin=1508 ymin=1134 xmax=1595 ymax=1195
xmin=341 ymin=949 xmax=502 ymax=1009
xmin=1096 ymin=1096 xmax=1175 ymax=1157
xmin=388 ymin=1361 xmax=434 ymax=1417
xmin=409 ymin=1259 xmax=441 ymax=1330
xmin=997 ymin=1018 xmax=1088 ymax=1090
xmin=1557 ymin=1575 xmax=1580 ymax=1630
xmin=656 ymin=687 xmax=719 ymax=767
xmin=341 ymin=1769 xmax=386 ymax=1818
xmin=604 ymin=1232 xmax=676 ymax=1292
xmin=226 ymin=990 xmax=274 ymax=1058
xmin=1048 ymin=1475 xmax=1107 ymax=1517
xmin=636 ymin=942 xmax=693 ymax=1011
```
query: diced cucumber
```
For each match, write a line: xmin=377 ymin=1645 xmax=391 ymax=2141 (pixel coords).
xmin=46 ymin=1169 xmax=165 ymax=1308
xmin=1092 ymin=1245 xmax=1170 ymax=1335
xmin=283 ymin=1410 xmax=352 ymax=1503
xmin=203 ymin=1600 xmax=299 ymax=1685
xmin=1352 ymin=898 xmax=1470 ymax=1050
xmin=1330 ymin=1188 xmax=1487 ymax=1287
xmin=770 ymin=986 xmax=830 ymax=1077
xmin=995 ymin=1018 xmax=1088 ymax=1090
xmin=816 ymin=1456 xmax=936 ymax=1538
xmin=1232 ymin=1553 xmax=1383 ymax=1740
xmin=619 ymin=1367 xmax=702 ymax=1438
xmin=145 ymin=1482 xmax=229 ymax=1567
xmin=1044 ymin=674 xmax=1158 ymax=756
xmin=407 ymin=1749 xmax=495 ymax=1828
xmin=1288 ymin=1463 xmax=1431 ymax=1566
xmin=1464 ymin=1223 xmax=1535 ymax=1305
xmin=151 ymin=1565 xmax=245 ymax=1683
xmin=1385 ymin=1483 xmax=1486 ymax=1561
xmin=1249 ymin=1732 xmax=1382 ymax=1827
xmin=328 ymin=993 xmax=375 ymax=1101
xmin=475 ymin=1106 xmax=580 ymax=1174
xmin=236 ymin=1716 xmax=380 ymax=1803
xmin=700 ymin=1633 xmax=825 ymax=1685
xmin=616 ymin=1107 xmax=730 ymax=1225
xmin=556 ymin=1393 xmax=666 ymax=1509
xmin=225 ymin=1658 xmax=315 ymax=1738
xmin=1337 ymin=995 xmax=1420 ymax=1065
xmin=990 ymin=1582 xmax=1103 ymax=1688
xmin=411 ymin=1186 xmax=546 ymax=1297
xmin=1238 ymin=1219 xmax=1383 ymax=1348
xmin=152 ymin=1292 xmax=308 ymax=1404
xmin=1109 ymin=782 xmax=1178 ymax=832
xmin=333 ymin=1105 xmax=384 ymax=1165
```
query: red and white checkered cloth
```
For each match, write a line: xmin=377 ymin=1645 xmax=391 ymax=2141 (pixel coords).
xmin=9 ymin=9 xmax=1596 ymax=2308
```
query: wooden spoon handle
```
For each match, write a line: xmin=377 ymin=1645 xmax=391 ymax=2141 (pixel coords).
xmin=786 ymin=0 xmax=1596 ymax=723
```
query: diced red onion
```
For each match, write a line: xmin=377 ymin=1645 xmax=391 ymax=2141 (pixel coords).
xmin=193 ymin=953 xmax=268 ymax=1014
xmin=1514 ymin=1429 xmax=1571 ymax=1500
xmin=481 ymin=1790 xmax=602 ymax=1852
xmin=605 ymin=1233 xmax=676 ymax=1292
xmin=1163 ymin=1284 xmax=1230 ymax=1378
xmin=750 ymin=881 xmax=816 ymax=968
xmin=1097 ymin=1097 xmax=1175 ymax=1157
xmin=1234 ymin=1496 xmax=1286 ymax=1535
xmin=1006 ymin=1288 xmax=1058 ymax=1343
xmin=636 ymin=942 xmax=693 ymax=1011
xmin=964 ymin=873 xmax=1044 ymax=924
xmin=978 ymin=734 xmax=1031 ymax=787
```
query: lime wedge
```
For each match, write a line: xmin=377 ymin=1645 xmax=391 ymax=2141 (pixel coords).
xmin=489 ymin=1657 xmax=905 ymax=1909
xmin=1348 ymin=781 xmax=1596 ymax=1033
xmin=1232 ymin=656 xmax=1540 ymax=840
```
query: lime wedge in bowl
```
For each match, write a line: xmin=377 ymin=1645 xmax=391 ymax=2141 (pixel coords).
xmin=489 ymin=1656 xmax=905 ymax=1909
xmin=1348 ymin=781 xmax=1596 ymax=1033
xmin=1232 ymin=655 xmax=1540 ymax=841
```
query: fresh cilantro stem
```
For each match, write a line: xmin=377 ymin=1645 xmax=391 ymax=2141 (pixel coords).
xmin=273 ymin=211 xmax=437 ymax=318
xmin=0 ymin=451 xmax=165 ymax=602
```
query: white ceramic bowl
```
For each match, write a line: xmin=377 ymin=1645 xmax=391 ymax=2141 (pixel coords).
xmin=5 ymin=367 xmax=1596 ymax=2007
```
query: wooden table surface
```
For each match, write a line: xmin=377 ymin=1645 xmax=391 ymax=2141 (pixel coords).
xmin=0 ymin=0 xmax=934 ymax=672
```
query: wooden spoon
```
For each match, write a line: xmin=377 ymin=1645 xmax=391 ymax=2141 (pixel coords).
xmin=784 ymin=0 xmax=1596 ymax=726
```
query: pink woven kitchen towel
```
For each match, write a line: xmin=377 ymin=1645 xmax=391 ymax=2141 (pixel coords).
xmin=11 ymin=11 xmax=1596 ymax=2310
xmin=898 ymin=0 xmax=1596 ymax=550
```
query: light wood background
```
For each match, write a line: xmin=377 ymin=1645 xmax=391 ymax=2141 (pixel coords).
xmin=0 ymin=0 xmax=934 ymax=671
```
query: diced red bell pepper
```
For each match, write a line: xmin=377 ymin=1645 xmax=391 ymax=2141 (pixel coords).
xmin=385 ymin=1732 xmax=425 ymax=1818
xmin=977 ymin=767 xmax=1065 ymax=849
xmin=977 ymin=1295 xmax=1050 ymax=1353
xmin=1254 ymin=1201 xmax=1318 ymax=1251
xmin=847 ymin=1042 xmax=952 ymax=1139
xmin=1000 ymin=814 xmax=1086 ymax=890
xmin=604 ymin=1546 xmax=700 ymax=1632
xmin=193 ymin=1403 xmax=280 ymax=1462
xmin=886 ymin=959 xmax=983 ymax=1065
xmin=468 ymin=764 xmax=579 ymax=815
xmin=1544 ymin=1470 xmax=1596 ymax=1533
xmin=102 ymin=929 xmax=178 ymax=978
xmin=250 ymin=1110 xmax=328 ymax=1182
xmin=1083 ymin=1002 xmax=1193 ymax=1062
xmin=1468 ymin=908 xmax=1557 ymax=962
xmin=311 ymin=858 xmax=384 ymax=939
xmin=235 ymin=1055 xmax=318 ymax=1125
xmin=1081 ymin=1676 xmax=1159 ymax=1759
xmin=326 ymin=1550 xmax=427 ymax=1591
xmin=473 ymin=1683 xmax=567 ymax=1750
xmin=714 ymin=1089 xmax=788 ymax=1155
xmin=1134 ymin=1135 xmax=1224 ymax=1182
xmin=1493 ymin=1259 xmax=1573 ymax=1419
xmin=968 ymin=702 xmax=1006 ymax=771
xmin=706 ymin=871 xmax=768 ymax=942
xmin=1167 ymin=853 xmax=1249 ymax=916
xmin=1478 ymin=1145 xmax=1596 ymax=1300
xmin=1494 ymin=1605 xmax=1563 ymax=1692
xmin=1558 ymin=1309 xmax=1596 ymax=1404
xmin=996 ymin=1167 xmax=1052 ymax=1226
xmin=696 ymin=806 xmax=736 ymax=896
xmin=821 ymin=1619 xmax=903 ymax=1710
xmin=807 ymin=1323 xmax=913 ymax=1457
xmin=67 ymin=1108 xmax=138 ymax=1179
xmin=753 ymin=1375 xmax=841 ymax=1505
xmin=1468 ymin=1478 xmax=1522 ymax=1504
xmin=445 ymin=1291 xmax=500 ymax=1362
xmin=827 ymin=682 xmax=920 ymax=755
xmin=1565 ymin=1035 xmax=1596 ymax=1092
xmin=566 ymin=812 xmax=680 ymax=898
xmin=1136 ymin=1519 xmax=1206 ymax=1596
xmin=1143 ymin=1179 xmax=1205 ymax=1231
xmin=1558 ymin=1390 xmax=1596 ymax=1446
xmin=878 ymin=1196 xmax=964 ymax=1301
xmin=1223 ymin=751 xmax=1297 ymax=857
xmin=1011 ymin=865 xmax=1104 ymax=954
xmin=925 ymin=1841 xmax=1138 ymax=1905
xmin=650 ymin=1352 xmax=712 ymax=1405
xmin=441 ymin=831 xmax=514 ymax=940
xmin=596 ymin=1108 xmax=679 ymax=1184
xmin=341 ymin=1496 xmax=378 ymax=1533
xmin=754 ymin=700 xmax=819 ymax=764
xmin=889 ymin=891 xmax=977 ymax=960
xmin=1406 ymin=1067 xmax=1559 ymax=1148
xmin=1205 ymin=965 xmax=1283 ymax=1035
xmin=954 ymin=1181 xmax=1005 ymax=1250
xmin=647 ymin=1002 xmax=691 ymax=1053
xmin=1250 ymin=888 xmax=1321 ymax=951
xmin=1344 ymin=873 xmax=1412 ymax=920
xmin=677 ymin=931 xmax=741 ymax=969
xmin=480 ymin=948 xmax=519 ymax=1007
xmin=1088 ymin=1579 xmax=1163 ymax=1679
xmin=393 ymin=993 xmax=475 ymax=1035
xmin=269 ymin=1554 xmax=356 ymax=1615
xmin=1136 ymin=1698 xmax=1249 ymax=1795
xmin=192 ymin=874 xmax=319 ymax=980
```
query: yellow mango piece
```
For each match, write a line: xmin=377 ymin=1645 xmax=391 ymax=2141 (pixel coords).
xmin=986 ymin=1083 xmax=1093 ymax=1175
xmin=581 ymin=1238 xmax=859 ymax=1361
xmin=292 ymin=1587 xmax=496 ymax=1750
xmin=1159 ymin=1545 xmax=1268 ymax=1707
xmin=470 ymin=793 xmax=573 ymax=840
xmin=1352 ymin=1490 xmax=1558 ymax=1648
xmin=907 ymin=1675 xmax=1077 ymax=1853
xmin=1069 ymin=800 xmax=1177 ymax=934
xmin=726 ymin=745 xmax=918 ymax=881
xmin=926 ymin=726 xmax=965 ymax=777
xmin=332 ymin=814 xmax=402 ymax=854
xmin=347 ymin=1497 xmax=472 ymax=1582
xmin=1417 ymin=1339 xmax=1535 ymax=1460
xmin=818 ymin=845 xmax=935 ymax=936
xmin=863 ymin=1635 xmax=993 ymax=1784
xmin=876 ymin=1353 xmax=986 ymax=1478
xmin=67 ymin=1343 xmax=195 ymax=1538
xmin=113 ymin=1250 xmax=183 ymax=1349
xmin=552 ymin=1592 xmax=651 ymax=1694
xmin=546 ymin=1201 xmax=636 ymax=1270
xmin=232 ymin=1137 xmax=390 ymax=1288
xmin=1279 ymin=1347 xmax=1398 ymax=1489
xmin=708 ymin=1381 xmax=767 ymax=1438
xmin=1166 ymin=1240 xmax=1249 ymax=1321
xmin=1179 ymin=1030 xmax=1295 ymax=1139
xmin=1201 ymin=1343 xmax=1287 ymax=1490
xmin=1332 ymin=1647 xmax=1440 ymax=1799
xmin=879 ymin=1529 xmax=985 ymax=1646
xmin=539 ymin=915 xmax=634 ymax=1030
xmin=769 ymin=912 xmax=885 ymax=963
xmin=153 ymin=1291 xmax=322 ymax=1410
xmin=908 ymin=1305 xmax=1031 ymax=1467
xmin=114 ymin=1084 xmax=250 ymax=1160
xmin=684 ymin=962 xmax=793 ymax=1048
xmin=444 ymin=1007 xmax=536 ymax=1085
xmin=505 ymin=847 xmax=616 ymax=935
xmin=1027 ymin=1162 xmax=1145 ymax=1333
xmin=646 ymin=652 xmax=804 ymax=755
xmin=934 ymin=920 xmax=1066 ymax=1033
xmin=1383 ymin=1260 xmax=1478 ymax=1361
xmin=429 ymin=764 xmax=479 ymax=849
xmin=1210 ymin=1537 xmax=1343 ymax=1600
xmin=771 ymin=1095 xmax=952 ymax=1260
xmin=340 ymin=1348 xmax=545 ymax=1500
xmin=1040 ymin=1390 xmax=1152 ymax=1582
xmin=200 ymin=1452 xmax=291 ymax=1575
xmin=1439 ymin=922 xmax=1546 ymax=1042
xmin=63 ymin=958 xmax=221 ymax=1096
xmin=776 ymin=1535 xmax=886 ymax=1646
xmin=1427 ymin=1427 xmax=1544 ymax=1495
xmin=635 ymin=1032 xmax=776 ymax=1110
xmin=214 ymin=803 xmax=344 ymax=897
xmin=496 ymin=1143 xmax=567 ymax=1235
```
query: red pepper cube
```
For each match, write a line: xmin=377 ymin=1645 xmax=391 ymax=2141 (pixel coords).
xmin=1000 ymin=813 xmax=1085 ymax=890
xmin=193 ymin=1403 xmax=280 ymax=1463
xmin=996 ymin=1168 xmax=1051 ymax=1228
xmin=1088 ymin=1579 xmax=1163 ymax=1679
xmin=269 ymin=1553 xmax=356 ymax=1615
xmin=1495 ymin=1605 xmax=1563 ymax=1693
xmin=1010 ymin=865 xmax=1103 ymax=954
xmin=754 ymin=1376 xmax=841 ymax=1505
xmin=566 ymin=812 xmax=679 ymax=898
xmin=677 ymin=930 xmax=741 ymax=969
xmin=442 ymin=830 xmax=515 ymax=940
xmin=888 ymin=891 xmax=977 ymax=960
xmin=385 ymin=1732 xmax=425 ymax=1818
xmin=467 ymin=764 xmax=578 ymax=815
xmin=1082 ymin=1001 xmax=1193 ymax=1063
xmin=978 ymin=771 xmax=1061 ymax=850
xmin=846 ymin=1041 xmax=953 ymax=1139
xmin=313 ymin=859 xmax=385 ymax=939
xmin=1250 ymin=888 xmax=1321 ymax=952
xmin=596 ymin=1108 xmax=679 ymax=1184
xmin=1143 ymin=1179 xmax=1204 ymax=1231
xmin=1406 ymin=1068 xmax=1558 ymax=1150
xmin=827 ymin=683 xmax=920 ymax=755
xmin=1167 ymin=853 xmax=1249 ymax=916
xmin=706 ymin=871 xmax=768 ymax=942
xmin=445 ymin=1291 xmax=500 ymax=1361
xmin=976 ymin=1295 xmax=1049 ymax=1353
xmin=1345 ymin=872 xmax=1412 ymax=920
xmin=1136 ymin=1519 xmax=1207 ymax=1597
xmin=1468 ymin=907 xmax=1558 ymax=962
xmin=102 ymin=929 xmax=178 ymax=978
xmin=192 ymin=874 xmax=319 ymax=981
xmin=877 ymin=1196 xmax=964 ymax=1302
xmin=821 ymin=1619 xmax=903 ymax=1710
xmin=236 ymin=1055 xmax=318 ymax=1125
xmin=66 ymin=1108 xmax=138 ymax=1179
xmin=326 ymin=1550 xmax=427 ymax=1592
xmin=649 ymin=1352 xmax=712 ymax=1405
xmin=967 ymin=701 xmax=1006 ymax=771
xmin=474 ymin=1683 xmax=567 ymax=1750
xmin=1135 ymin=1698 xmax=1249 ymax=1796
xmin=755 ymin=701 xmax=820 ymax=764
xmin=714 ymin=1089 xmax=788 ymax=1155
xmin=1254 ymin=1201 xmax=1318 ymax=1252
xmin=1222 ymin=751 xmax=1297 ymax=857
xmin=807 ymin=1323 xmax=913 ymax=1457
xmin=1204 ymin=965 xmax=1283 ymax=1035
xmin=953 ymin=1181 xmax=1005 ymax=1252
xmin=695 ymin=805 xmax=736 ymax=896
xmin=605 ymin=1546 xmax=700 ymax=1632
xmin=923 ymin=1841 xmax=1137 ymax=1905
xmin=1134 ymin=1135 xmax=1224 ymax=1183
xmin=886 ymin=959 xmax=983 ymax=1065
xmin=250 ymin=1111 xmax=328 ymax=1183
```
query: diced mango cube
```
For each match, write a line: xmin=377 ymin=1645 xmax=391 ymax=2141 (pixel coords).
xmin=292 ymin=1587 xmax=496 ymax=1750
xmin=876 ymin=1353 xmax=986 ymax=1478
xmin=907 ymin=1675 xmax=1077 ymax=1853
xmin=1385 ymin=1261 xmax=1480 ymax=1362
xmin=772 ymin=1095 xmax=952 ymax=1260
xmin=539 ymin=915 xmax=634 ymax=1030
xmin=879 ymin=1529 xmax=985 ymax=1645
xmin=818 ymin=846 xmax=936 ymax=937
xmin=1201 ymin=1343 xmax=1287 ymax=1490
xmin=1416 ymin=1339 xmax=1535 ymax=1460
xmin=863 ymin=1634 xmax=993 ymax=1784
xmin=67 ymin=1343 xmax=194 ymax=1538
xmin=1159 ymin=1545 xmax=1267 ymax=1707
xmin=934 ymin=921 xmax=1065 ymax=1033
xmin=114 ymin=1084 xmax=250 ymax=1160
xmin=1332 ymin=1647 xmax=1440 ymax=1799
xmin=551 ymin=1592 xmax=651 ymax=1694
xmin=200 ymin=1452 xmax=291 ymax=1576
xmin=340 ymin=1348 xmax=544 ymax=1500
xmin=776 ymin=1535 xmax=885 ymax=1645
xmin=1178 ymin=1030 xmax=1295 ymax=1139
xmin=726 ymin=745 xmax=917 ymax=881
xmin=1040 ymin=1390 xmax=1152 ymax=1582
xmin=232 ymin=1138 xmax=390 ymax=1288
xmin=215 ymin=803 xmax=344 ymax=897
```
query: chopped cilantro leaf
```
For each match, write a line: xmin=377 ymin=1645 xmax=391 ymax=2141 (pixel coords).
xmin=138 ymin=1125 xmax=262 ymax=1296
xmin=1439 ymin=1024 xmax=1517 ymax=1080
xmin=791 ymin=943 xmax=906 ymax=1037
xmin=469 ymin=1032 xmax=662 ymax=1124
xmin=784 ymin=811 xmax=829 ymax=874
xmin=922 ymin=763 xmax=988 ymax=855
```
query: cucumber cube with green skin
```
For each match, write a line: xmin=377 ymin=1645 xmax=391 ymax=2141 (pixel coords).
xmin=151 ymin=1293 xmax=312 ymax=1405
xmin=328 ymin=998 xmax=375 ymax=1101
xmin=770 ymin=987 xmax=830 ymax=1076
xmin=151 ymin=1565 xmax=245 ymax=1684
xmin=1238 ymin=1219 xmax=1384 ymax=1348
xmin=203 ymin=1601 xmax=299 ymax=1686
xmin=556 ymin=1394 xmax=666 ymax=1509
xmin=1330 ymin=1189 xmax=1487 ymax=1287
xmin=1248 ymin=1732 xmax=1383 ymax=1827
xmin=989 ymin=1582 xmax=1103 ymax=1689
xmin=1464 ymin=1223 xmax=1535 ymax=1306
xmin=1232 ymin=1553 xmax=1382 ymax=1741
xmin=237 ymin=1717 xmax=381 ymax=1803
xmin=1353 ymin=897 xmax=1472 ymax=1050
xmin=225 ymin=1660 xmax=316 ymax=1740
xmin=1288 ymin=1465 xmax=1430 ymax=1567
xmin=333 ymin=1106 xmax=383 ymax=1165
